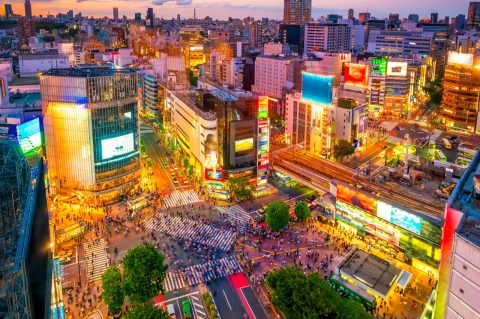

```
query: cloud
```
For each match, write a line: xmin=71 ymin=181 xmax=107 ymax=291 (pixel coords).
xmin=153 ymin=0 xmax=192 ymax=5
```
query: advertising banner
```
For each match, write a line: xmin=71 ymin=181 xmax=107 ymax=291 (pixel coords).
xmin=387 ymin=61 xmax=408 ymax=77
xmin=204 ymin=168 xmax=225 ymax=182
xmin=336 ymin=184 xmax=376 ymax=213
xmin=344 ymin=63 xmax=369 ymax=87
xmin=17 ymin=118 xmax=42 ymax=154
xmin=301 ymin=72 xmax=334 ymax=105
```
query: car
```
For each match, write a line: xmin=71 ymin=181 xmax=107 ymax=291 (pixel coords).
xmin=166 ymin=304 xmax=175 ymax=318
xmin=183 ymin=180 xmax=189 ymax=185
xmin=182 ymin=300 xmax=192 ymax=318
xmin=173 ymin=177 xmax=178 ymax=184
xmin=177 ymin=171 xmax=183 ymax=177
xmin=163 ymin=161 xmax=168 ymax=168
xmin=169 ymin=169 xmax=175 ymax=175
xmin=173 ymin=166 xmax=179 ymax=171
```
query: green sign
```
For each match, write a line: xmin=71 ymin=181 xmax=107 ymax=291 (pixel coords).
xmin=371 ymin=58 xmax=387 ymax=75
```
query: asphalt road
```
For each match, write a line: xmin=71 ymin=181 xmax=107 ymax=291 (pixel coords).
xmin=210 ymin=277 xmax=248 ymax=319
xmin=241 ymin=286 xmax=269 ymax=319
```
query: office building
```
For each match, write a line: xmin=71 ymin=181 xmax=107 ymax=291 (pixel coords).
xmin=134 ymin=12 xmax=141 ymax=21
xmin=468 ymin=2 xmax=480 ymax=29
xmin=408 ymin=14 xmax=419 ymax=23
xmin=17 ymin=17 xmax=36 ymax=47
xmin=420 ymin=23 xmax=450 ymax=51
xmin=431 ymin=12 xmax=439 ymax=24
xmin=248 ymin=21 xmax=263 ymax=48
xmin=280 ymin=24 xmax=304 ymax=55
xmin=455 ymin=14 xmax=466 ymax=29
xmin=304 ymin=22 xmax=352 ymax=54
xmin=4 ymin=4 xmax=13 ymax=17
xmin=435 ymin=149 xmax=480 ymax=318
xmin=138 ymin=71 xmax=160 ymax=117
xmin=146 ymin=7 xmax=154 ymax=28
xmin=348 ymin=9 xmax=354 ymax=20
xmin=40 ymin=67 xmax=141 ymax=202
xmin=389 ymin=13 xmax=400 ymax=23
xmin=113 ymin=7 xmax=118 ymax=21
xmin=367 ymin=30 xmax=434 ymax=56
xmin=19 ymin=53 xmax=69 ymax=77
xmin=358 ymin=12 xmax=371 ymax=24
xmin=283 ymin=0 xmax=311 ymax=25
xmin=440 ymin=52 xmax=480 ymax=135
xmin=24 ymin=0 xmax=32 ymax=18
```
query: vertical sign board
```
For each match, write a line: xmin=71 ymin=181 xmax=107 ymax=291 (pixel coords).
xmin=257 ymin=96 xmax=269 ymax=186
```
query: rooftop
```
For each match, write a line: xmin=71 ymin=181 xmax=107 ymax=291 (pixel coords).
xmin=42 ymin=67 xmax=136 ymax=78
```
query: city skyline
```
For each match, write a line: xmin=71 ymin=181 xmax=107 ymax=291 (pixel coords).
xmin=5 ymin=0 xmax=472 ymax=20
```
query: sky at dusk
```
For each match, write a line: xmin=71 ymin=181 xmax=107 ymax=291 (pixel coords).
xmin=5 ymin=0 xmax=472 ymax=21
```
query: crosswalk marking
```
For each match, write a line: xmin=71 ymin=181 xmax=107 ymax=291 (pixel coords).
xmin=386 ymin=136 xmax=404 ymax=145
xmin=162 ymin=190 xmax=203 ymax=208
xmin=144 ymin=213 xmax=238 ymax=251
xmin=84 ymin=238 xmax=109 ymax=282
xmin=215 ymin=205 xmax=252 ymax=232
xmin=163 ymin=256 xmax=242 ymax=293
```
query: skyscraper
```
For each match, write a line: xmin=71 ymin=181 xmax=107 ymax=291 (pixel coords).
xmin=24 ymin=0 xmax=32 ymax=18
xmin=358 ymin=12 xmax=371 ymax=24
xmin=4 ymin=4 xmax=13 ymax=17
xmin=134 ymin=12 xmax=141 ymax=21
xmin=408 ymin=14 xmax=419 ymax=23
xmin=467 ymin=2 xmax=480 ymax=29
xmin=431 ymin=12 xmax=438 ymax=23
xmin=283 ymin=0 xmax=311 ymax=25
xmin=40 ymin=67 xmax=141 ymax=202
xmin=348 ymin=9 xmax=354 ymax=20
xmin=113 ymin=7 xmax=118 ymax=21
xmin=17 ymin=16 xmax=35 ymax=46
xmin=146 ymin=7 xmax=154 ymax=27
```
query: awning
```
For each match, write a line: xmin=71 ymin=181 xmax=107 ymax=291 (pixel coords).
xmin=396 ymin=270 xmax=412 ymax=290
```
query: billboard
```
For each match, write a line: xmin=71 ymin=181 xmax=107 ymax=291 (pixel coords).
xmin=371 ymin=58 xmax=387 ymax=75
xmin=205 ymin=168 xmax=225 ymax=182
xmin=448 ymin=52 xmax=473 ymax=67
xmin=258 ymin=96 xmax=268 ymax=119
xmin=301 ymin=73 xmax=333 ymax=105
xmin=17 ymin=118 xmax=42 ymax=154
xmin=336 ymin=184 xmax=375 ymax=213
xmin=377 ymin=201 xmax=422 ymax=234
xmin=344 ymin=63 xmax=369 ymax=87
xmin=257 ymin=96 xmax=270 ymax=186
xmin=387 ymin=61 xmax=408 ymax=77
xmin=235 ymin=138 xmax=254 ymax=155
xmin=101 ymin=133 xmax=135 ymax=160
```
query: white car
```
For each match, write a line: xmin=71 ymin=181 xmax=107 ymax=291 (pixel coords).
xmin=167 ymin=304 xmax=175 ymax=318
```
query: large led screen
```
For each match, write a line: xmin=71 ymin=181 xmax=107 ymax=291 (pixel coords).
xmin=448 ymin=52 xmax=473 ymax=67
xmin=344 ymin=63 xmax=369 ymax=87
xmin=235 ymin=138 xmax=254 ymax=152
xmin=377 ymin=201 xmax=422 ymax=234
xmin=336 ymin=184 xmax=375 ymax=213
xmin=301 ymin=73 xmax=333 ymax=105
xmin=387 ymin=61 xmax=408 ymax=77
xmin=371 ymin=58 xmax=387 ymax=75
xmin=101 ymin=133 xmax=135 ymax=160
xmin=17 ymin=118 xmax=41 ymax=154
xmin=205 ymin=168 xmax=225 ymax=182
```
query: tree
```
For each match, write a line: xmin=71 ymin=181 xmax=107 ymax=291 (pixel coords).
xmin=294 ymin=201 xmax=310 ymax=220
xmin=126 ymin=304 xmax=170 ymax=319
xmin=334 ymin=139 xmax=355 ymax=161
xmin=122 ymin=244 xmax=168 ymax=306
xmin=183 ymin=158 xmax=190 ymax=170
xmin=227 ymin=177 xmax=255 ymax=201
xmin=266 ymin=267 xmax=372 ymax=319
xmin=423 ymin=75 xmax=443 ymax=106
xmin=101 ymin=266 xmax=125 ymax=315
xmin=265 ymin=200 xmax=289 ymax=230
xmin=187 ymin=68 xmax=198 ymax=87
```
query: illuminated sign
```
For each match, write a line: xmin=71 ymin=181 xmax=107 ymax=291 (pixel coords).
xmin=344 ymin=63 xmax=369 ymax=87
xmin=371 ymin=58 xmax=387 ymax=75
xmin=101 ymin=133 xmax=135 ymax=160
xmin=377 ymin=201 xmax=422 ymax=234
xmin=336 ymin=184 xmax=376 ymax=213
xmin=235 ymin=138 xmax=254 ymax=154
xmin=257 ymin=96 xmax=270 ymax=186
xmin=205 ymin=168 xmax=225 ymax=182
xmin=387 ymin=61 xmax=408 ymax=77
xmin=447 ymin=52 xmax=474 ymax=67
xmin=0 ymin=78 xmax=6 ymax=97
xmin=17 ymin=118 xmax=42 ymax=154
xmin=301 ymin=73 xmax=333 ymax=105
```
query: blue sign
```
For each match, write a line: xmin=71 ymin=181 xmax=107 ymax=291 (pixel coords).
xmin=301 ymin=73 xmax=334 ymax=105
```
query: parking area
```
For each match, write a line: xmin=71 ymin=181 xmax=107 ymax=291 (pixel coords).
xmin=159 ymin=291 xmax=207 ymax=319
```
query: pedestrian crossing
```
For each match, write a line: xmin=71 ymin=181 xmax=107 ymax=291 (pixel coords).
xmin=84 ymin=238 xmax=109 ymax=282
xmin=190 ymin=292 xmax=207 ymax=319
xmin=386 ymin=136 xmax=404 ymax=145
xmin=140 ymin=125 xmax=155 ymax=135
xmin=215 ymin=205 xmax=252 ymax=231
xmin=162 ymin=190 xmax=203 ymax=208
xmin=163 ymin=255 xmax=242 ymax=293
xmin=144 ymin=213 xmax=238 ymax=251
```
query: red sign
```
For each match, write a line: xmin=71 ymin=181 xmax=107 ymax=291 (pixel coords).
xmin=204 ymin=168 xmax=225 ymax=182
xmin=344 ymin=63 xmax=369 ymax=87
xmin=336 ymin=184 xmax=375 ymax=213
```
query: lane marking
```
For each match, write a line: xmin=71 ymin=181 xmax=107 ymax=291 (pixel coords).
xmin=240 ymin=288 xmax=257 ymax=319
xmin=223 ymin=290 xmax=232 ymax=310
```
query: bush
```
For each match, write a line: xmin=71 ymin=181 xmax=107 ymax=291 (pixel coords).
xmin=265 ymin=200 xmax=290 ymax=230
xmin=294 ymin=201 xmax=310 ymax=220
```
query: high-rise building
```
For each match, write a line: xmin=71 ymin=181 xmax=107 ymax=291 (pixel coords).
xmin=17 ymin=16 xmax=35 ymax=47
xmin=408 ymin=14 xmax=419 ymax=23
xmin=248 ymin=21 xmax=263 ymax=48
xmin=440 ymin=52 xmax=480 ymax=135
xmin=304 ymin=22 xmax=352 ymax=54
xmin=358 ymin=12 xmax=371 ymax=24
xmin=388 ymin=13 xmax=400 ymax=23
xmin=455 ymin=14 xmax=466 ymax=29
xmin=431 ymin=12 xmax=439 ymax=24
xmin=134 ymin=12 xmax=141 ymax=21
xmin=146 ymin=7 xmax=154 ymax=27
xmin=348 ymin=8 xmax=354 ymax=20
xmin=24 ymin=0 xmax=32 ymax=18
xmin=113 ymin=7 xmax=119 ymax=21
xmin=40 ymin=67 xmax=141 ymax=202
xmin=283 ymin=0 xmax=311 ymax=25
xmin=4 ymin=4 xmax=13 ymax=17
xmin=468 ymin=2 xmax=480 ymax=29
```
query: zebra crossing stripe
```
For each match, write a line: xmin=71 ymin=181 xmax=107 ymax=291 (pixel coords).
xmin=162 ymin=190 xmax=203 ymax=208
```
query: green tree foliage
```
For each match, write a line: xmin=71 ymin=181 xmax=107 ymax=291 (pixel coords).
xmin=334 ymin=139 xmax=355 ymax=160
xmin=266 ymin=267 xmax=372 ymax=319
xmin=423 ymin=75 xmax=443 ymax=106
xmin=187 ymin=68 xmax=198 ymax=87
xmin=126 ymin=303 xmax=170 ymax=319
xmin=227 ymin=177 xmax=255 ymax=201
xmin=101 ymin=266 xmax=125 ymax=315
xmin=294 ymin=201 xmax=310 ymax=220
xmin=265 ymin=200 xmax=289 ymax=230
xmin=122 ymin=244 xmax=168 ymax=306
xmin=183 ymin=158 xmax=190 ymax=170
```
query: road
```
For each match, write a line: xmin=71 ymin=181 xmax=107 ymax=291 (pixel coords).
xmin=272 ymin=149 xmax=444 ymax=219
xmin=210 ymin=277 xmax=248 ymax=319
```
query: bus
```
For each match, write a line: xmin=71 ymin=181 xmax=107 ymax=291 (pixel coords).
xmin=435 ymin=149 xmax=447 ymax=162
xmin=458 ymin=145 xmax=477 ymax=159
xmin=127 ymin=195 xmax=149 ymax=213
xmin=57 ymin=221 xmax=87 ymax=243
xmin=330 ymin=274 xmax=376 ymax=310
xmin=455 ymin=156 xmax=471 ymax=167
xmin=442 ymin=138 xmax=452 ymax=149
